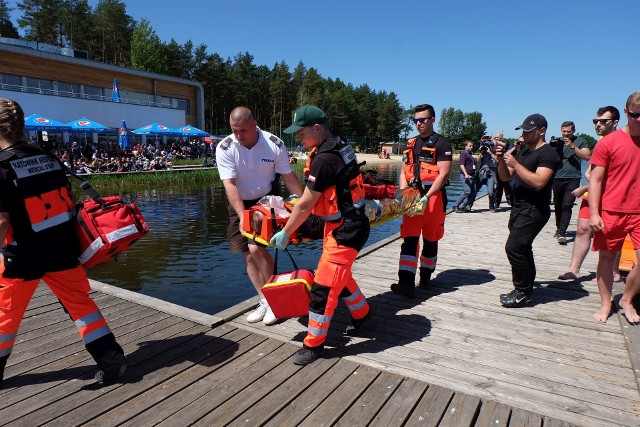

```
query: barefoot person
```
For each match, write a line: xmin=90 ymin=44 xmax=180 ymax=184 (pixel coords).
xmin=589 ymin=91 xmax=640 ymax=323
xmin=558 ymin=106 xmax=621 ymax=281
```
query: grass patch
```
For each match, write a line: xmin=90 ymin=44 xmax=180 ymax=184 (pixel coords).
xmin=71 ymin=162 xmax=304 ymax=192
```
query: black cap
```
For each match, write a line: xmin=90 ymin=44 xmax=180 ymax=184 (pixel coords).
xmin=515 ymin=114 xmax=547 ymax=131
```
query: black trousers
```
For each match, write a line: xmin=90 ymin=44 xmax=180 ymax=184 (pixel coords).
xmin=495 ymin=177 xmax=511 ymax=207
xmin=552 ymin=178 xmax=580 ymax=234
xmin=505 ymin=205 xmax=550 ymax=293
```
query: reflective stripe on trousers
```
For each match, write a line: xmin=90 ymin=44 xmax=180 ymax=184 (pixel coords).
xmin=304 ymin=261 xmax=370 ymax=349
xmin=420 ymin=255 xmax=437 ymax=271
xmin=75 ymin=311 xmax=112 ymax=344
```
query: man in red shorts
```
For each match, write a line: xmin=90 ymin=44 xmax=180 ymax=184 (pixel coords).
xmin=589 ymin=91 xmax=640 ymax=323
xmin=558 ymin=106 xmax=620 ymax=281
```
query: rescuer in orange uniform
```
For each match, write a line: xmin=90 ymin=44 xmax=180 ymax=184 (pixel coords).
xmin=0 ymin=99 xmax=126 ymax=387
xmin=391 ymin=104 xmax=453 ymax=298
xmin=271 ymin=105 xmax=372 ymax=365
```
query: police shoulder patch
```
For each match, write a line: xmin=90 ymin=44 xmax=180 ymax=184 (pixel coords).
xmin=219 ymin=137 xmax=233 ymax=150
xmin=269 ymin=134 xmax=283 ymax=147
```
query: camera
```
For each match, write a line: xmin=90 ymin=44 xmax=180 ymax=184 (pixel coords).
xmin=480 ymin=140 xmax=494 ymax=151
xmin=549 ymin=136 xmax=562 ymax=147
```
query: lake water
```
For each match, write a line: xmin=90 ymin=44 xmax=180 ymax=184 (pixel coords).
xmin=89 ymin=162 xmax=483 ymax=315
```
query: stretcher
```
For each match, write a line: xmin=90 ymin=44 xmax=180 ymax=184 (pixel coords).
xmin=619 ymin=234 xmax=637 ymax=273
xmin=241 ymin=186 xmax=425 ymax=247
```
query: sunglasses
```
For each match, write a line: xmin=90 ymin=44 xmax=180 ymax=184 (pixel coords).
xmin=592 ymin=119 xmax=613 ymax=124
xmin=413 ymin=117 xmax=433 ymax=124
xmin=628 ymin=110 xmax=640 ymax=119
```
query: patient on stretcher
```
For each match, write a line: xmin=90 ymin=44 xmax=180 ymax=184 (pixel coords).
xmin=244 ymin=187 xmax=425 ymax=245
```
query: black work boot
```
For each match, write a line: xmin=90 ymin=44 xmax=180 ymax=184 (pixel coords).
xmin=419 ymin=270 xmax=432 ymax=289
xmin=94 ymin=349 xmax=128 ymax=385
xmin=391 ymin=282 xmax=415 ymax=298
xmin=86 ymin=334 xmax=127 ymax=385
xmin=345 ymin=309 xmax=373 ymax=336
xmin=0 ymin=354 xmax=9 ymax=387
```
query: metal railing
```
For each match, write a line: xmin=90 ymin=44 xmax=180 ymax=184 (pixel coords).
xmin=0 ymin=82 xmax=177 ymax=109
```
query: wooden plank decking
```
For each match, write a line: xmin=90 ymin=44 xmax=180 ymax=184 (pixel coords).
xmin=1 ymin=196 xmax=638 ymax=426
xmin=231 ymin=196 xmax=640 ymax=427
xmin=2 ymin=282 xmax=572 ymax=426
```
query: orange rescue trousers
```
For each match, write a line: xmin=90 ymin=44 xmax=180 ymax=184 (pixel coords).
xmin=0 ymin=264 xmax=124 ymax=385
xmin=303 ymin=220 xmax=370 ymax=349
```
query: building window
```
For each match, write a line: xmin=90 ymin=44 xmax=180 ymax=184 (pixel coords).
xmin=0 ymin=73 xmax=22 ymax=89
xmin=57 ymin=82 xmax=81 ymax=97
xmin=176 ymin=98 xmax=190 ymax=114
xmin=84 ymin=85 xmax=104 ymax=100
xmin=26 ymin=77 xmax=54 ymax=94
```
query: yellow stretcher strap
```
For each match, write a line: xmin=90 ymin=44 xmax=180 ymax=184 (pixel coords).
xmin=263 ymin=279 xmax=312 ymax=292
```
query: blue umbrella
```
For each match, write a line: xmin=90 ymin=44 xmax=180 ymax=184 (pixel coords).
xmin=24 ymin=114 xmax=71 ymax=132
xmin=173 ymin=125 xmax=210 ymax=137
xmin=119 ymin=120 xmax=131 ymax=149
xmin=66 ymin=117 xmax=114 ymax=133
xmin=131 ymin=123 xmax=180 ymax=136
xmin=112 ymin=79 xmax=121 ymax=102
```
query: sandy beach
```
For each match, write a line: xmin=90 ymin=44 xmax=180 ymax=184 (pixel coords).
xmin=294 ymin=151 xmax=462 ymax=166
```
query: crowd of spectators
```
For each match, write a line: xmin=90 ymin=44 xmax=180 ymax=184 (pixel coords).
xmin=35 ymin=136 xmax=216 ymax=174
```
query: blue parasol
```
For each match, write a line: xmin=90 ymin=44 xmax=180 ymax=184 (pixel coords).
xmin=172 ymin=125 xmax=210 ymax=137
xmin=119 ymin=120 xmax=131 ymax=149
xmin=112 ymin=79 xmax=121 ymax=102
xmin=66 ymin=117 xmax=114 ymax=133
xmin=131 ymin=123 xmax=180 ymax=136
xmin=24 ymin=114 xmax=71 ymax=132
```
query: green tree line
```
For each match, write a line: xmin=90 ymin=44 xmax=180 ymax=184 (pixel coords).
xmin=2 ymin=0 xmax=489 ymax=146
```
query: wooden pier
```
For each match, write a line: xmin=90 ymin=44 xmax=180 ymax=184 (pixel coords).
xmin=2 ymin=196 xmax=638 ymax=426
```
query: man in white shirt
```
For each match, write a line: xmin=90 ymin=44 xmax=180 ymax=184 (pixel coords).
xmin=217 ymin=107 xmax=302 ymax=325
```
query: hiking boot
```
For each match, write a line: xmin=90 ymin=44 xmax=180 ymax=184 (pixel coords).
xmin=418 ymin=275 xmax=431 ymax=289
xmin=345 ymin=309 xmax=373 ymax=336
xmin=293 ymin=346 xmax=324 ymax=365
xmin=95 ymin=352 xmax=128 ymax=385
xmin=557 ymin=234 xmax=567 ymax=245
xmin=500 ymin=289 xmax=532 ymax=308
xmin=247 ymin=299 xmax=268 ymax=323
xmin=391 ymin=282 xmax=415 ymax=298
xmin=262 ymin=304 xmax=277 ymax=326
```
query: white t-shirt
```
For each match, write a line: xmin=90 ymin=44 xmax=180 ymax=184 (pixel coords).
xmin=216 ymin=128 xmax=293 ymax=200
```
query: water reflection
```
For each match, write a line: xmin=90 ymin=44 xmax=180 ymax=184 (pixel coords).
xmin=89 ymin=162 xmax=477 ymax=314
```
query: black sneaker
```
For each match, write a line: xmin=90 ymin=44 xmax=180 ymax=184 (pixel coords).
xmin=391 ymin=282 xmax=415 ymax=298
xmin=500 ymin=289 xmax=532 ymax=308
xmin=345 ymin=309 xmax=373 ymax=336
xmin=95 ymin=353 xmax=128 ymax=385
xmin=292 ymin=346 xmax=324 ymax=365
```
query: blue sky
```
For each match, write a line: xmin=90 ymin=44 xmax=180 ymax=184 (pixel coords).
xmin=8 ymin=0 xmax=638 ymax=139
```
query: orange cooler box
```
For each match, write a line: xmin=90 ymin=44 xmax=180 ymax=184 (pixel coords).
xmin=619 ymin=235 xmax=637 ymax=273
xmin=263 ymin=270 xmax=314 ymax=318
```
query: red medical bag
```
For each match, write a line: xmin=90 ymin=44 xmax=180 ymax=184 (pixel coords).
xmin=262 ymin=248 xmax=314 ymax=319
xmin=263 ymin=269 xmax=315 ymax=318
xmin=76 ymin=196 xmax=149 ymax=268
